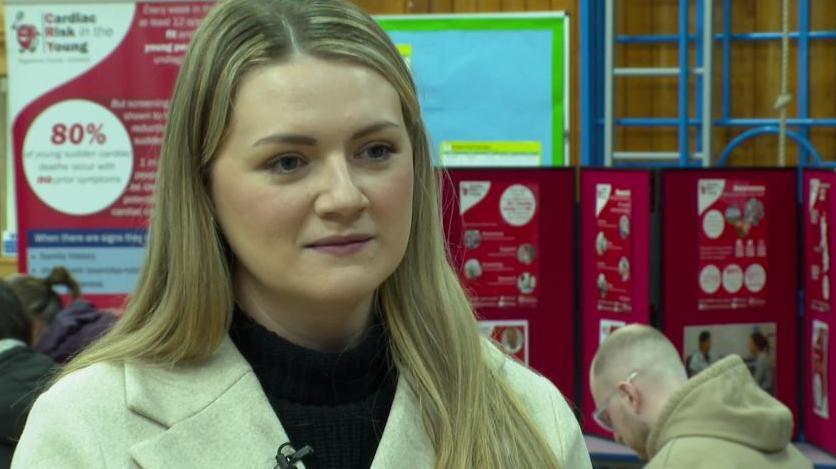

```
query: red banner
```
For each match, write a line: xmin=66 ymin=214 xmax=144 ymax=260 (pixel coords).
xmin=663 ymin=169 xmax=798 ymax=434
xmin=696 ymin=179 xmax=769 ymax=311
xmin=803 ymin=170 xmax=836 ymax=454
xmin=594 ymin=182 xmax=636 ymax=313
xmin=6 ymin=2 xmax=213 ymax=310
xmin=459 ymin=180 xmax=540 ymax=309
xmin=444 ymin=169 xmax=575 ymax=396
xmin=580 ymin=169 xmax=652 ymax=435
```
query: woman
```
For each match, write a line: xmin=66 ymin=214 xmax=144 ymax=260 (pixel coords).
xmin=13 ymin=1 xmax=589 ymax=468
xmin=748 ymin=331 xmax=774 ymax=395
xmin=7 ymin=267 xmax=116 ymax=363
xmin=0 ymin=281 xmax=54 ymax=469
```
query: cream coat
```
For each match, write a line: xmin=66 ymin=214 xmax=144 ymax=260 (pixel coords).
xmin=12 ymin=337 xmax=591 ymax=468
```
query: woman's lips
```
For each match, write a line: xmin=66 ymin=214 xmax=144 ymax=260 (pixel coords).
xmin=306 ymin=236 xmax=373 ymax=256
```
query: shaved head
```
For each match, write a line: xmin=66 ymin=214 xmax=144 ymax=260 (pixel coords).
xmin=589 ymin=324 xmax=688 ymax=457
xmin=591 ymin=324 xmax=687 ymax=394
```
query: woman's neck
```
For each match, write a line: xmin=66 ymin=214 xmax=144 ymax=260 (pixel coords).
xmin=234 ymin=280 xmax=374 ymax=353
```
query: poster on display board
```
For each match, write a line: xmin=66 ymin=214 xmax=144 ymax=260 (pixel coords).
xmin=579 ymin=169 xmax=652 ymax=435
xmin=812 ymin=320 xmax=830 ymax=419
xmin=479 ymin=319 xmax=529 ymax=364
xmin=378 ymin=14 xmax=569 ymax=167
xmin=662 ymin=169 xmax=798 ymax=432
xmin=459 ymin=180 xmax=540 ymax=309
xmin=806 ymin=175 xmax=834 ymax=314
xmin=594 ymin=183 xmax=635 ymax=313
xmin=696 ymin=179 xmax=768 ymax=311
xmin=5 ymin=1 xmax=213 ymax=308
xmin=598 ymin=319 xmax=626 ymax=345
xmin=683 ymin=322 xmax=777 ymax=395
xmin=443 ymin=169 xmax=575 ymax=394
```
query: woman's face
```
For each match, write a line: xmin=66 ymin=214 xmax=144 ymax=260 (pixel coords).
xmin=210 ymin=55 xmax=414 ymax=310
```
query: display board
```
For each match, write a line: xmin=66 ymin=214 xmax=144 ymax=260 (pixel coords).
xmin=443 ymin=168 xmax=576 ymax=395
xmin=5 ymin=1 xmax=213 ymax=309
xmin=379 ymin=13 xmax=569 ymax=167
xmin=662 ymin=169 xmax=799 ymax=426
xmin=580 ymin=169 xmax=652 ymax=435
xmin=803 ymin=169 xmax=836 ymax=455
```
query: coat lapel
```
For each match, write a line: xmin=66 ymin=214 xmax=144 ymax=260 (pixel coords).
xmin=124 ymin=336 xmax=436 ymax=468
xmin=126 ymin=338 xmax=295 ymax=468
xmin=370 ymin=378 xmax=435 ymax=468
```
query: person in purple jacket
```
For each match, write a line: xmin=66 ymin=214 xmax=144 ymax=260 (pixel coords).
xmin=6 ymin=267 xmax=117 ymax=364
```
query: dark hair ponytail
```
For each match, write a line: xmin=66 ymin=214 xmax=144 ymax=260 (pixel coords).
xmin=44 ymin=267 xmax=82 ymax=299
xmin=7 ymin=267 xmax=82 ymax=323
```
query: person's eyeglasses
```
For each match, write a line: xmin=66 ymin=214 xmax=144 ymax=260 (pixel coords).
xmin=592 ymin=370 xmax=639 ymax=432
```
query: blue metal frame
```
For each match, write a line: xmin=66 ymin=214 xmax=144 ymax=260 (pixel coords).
xmin=716 ymin=127 xmax=823 ymax=167
xmin=581 ymin=0 xmax=836 ymax=167
xmin=677 ymin=0 xmax=690 ymax=167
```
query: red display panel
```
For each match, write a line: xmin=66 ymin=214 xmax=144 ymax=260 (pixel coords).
xmin=442 ymin=169 xmax=575 ymax=397
xmin=662 ymin=169 xmax=798 ymax=428
xmin=580 ymin=169 xmax=652 ymax=435
xmin=9 ymin=3 xmax=214 ymax=310
xmin=803 ymin=169 xmax=836 ymax=455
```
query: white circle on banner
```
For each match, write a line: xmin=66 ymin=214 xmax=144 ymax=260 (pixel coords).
xmin=23 ymin=99 xmax=133 ymax=215
xmin=500 ymin=184 xmax=536 ymax=227
xmin=702 ymin=209 xmax=725 ymax=239
xmin=744 ymin=263 xmax=767 ymax=292
xmin=723 ymin=264 xmax=744 ymax=293
xmin=699 ymin=264 xmax=721 ymax=294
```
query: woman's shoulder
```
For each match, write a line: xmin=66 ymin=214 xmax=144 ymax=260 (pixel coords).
xmin=36 ymin=361 xmax=127 ymax=413
xmin=482 ymin=338 xmax=565 ymax=402
xmin=482 ymin=338 xmax=593 ymax=468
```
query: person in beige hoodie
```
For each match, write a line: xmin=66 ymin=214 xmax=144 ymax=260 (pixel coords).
xmin=590 ymin=324 xmax=811 ymax=468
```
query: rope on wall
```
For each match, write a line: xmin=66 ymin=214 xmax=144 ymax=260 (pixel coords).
xmin=774 ymin=0 xmax=793 ymax=166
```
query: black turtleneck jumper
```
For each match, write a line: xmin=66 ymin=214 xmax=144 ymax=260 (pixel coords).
xmin=228 ymin=309 xmax=398 ymax=469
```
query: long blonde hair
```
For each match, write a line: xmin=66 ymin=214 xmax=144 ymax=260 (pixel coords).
xmin=61 ymin=1 xmax=561 ymax=467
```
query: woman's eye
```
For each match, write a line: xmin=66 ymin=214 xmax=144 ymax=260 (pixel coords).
xmin=360 ymin=144 xmax=393 ymax=162
xmin=270 ymin=155 xmax=307 ymax=174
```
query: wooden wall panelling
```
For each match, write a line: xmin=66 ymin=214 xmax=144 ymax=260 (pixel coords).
xmin=526 ymin=0 xmax=551 ymax=10
xmin=650 ymin=0 xmax=679 ymax=159
xmin=611 ymin=0 xmax=834 ymax=166
xmin=809 ymin=0 xmax=836 ymax=160
xmin=430 ymin=0 xmax=454 ymax=13
xmin=617 ymin=0 xmax=655 ymax=154
xmin=500 ymin=0 xmax=526 ymax=12
xmin=355 ymin=0 xmax=409 ymax=14
xmin=453 ymin=0 xmax=478 ymax=12
xmin=477 ymin=0 xmax=502 ymax=12
xmin=408 ymin=0 xmax=432 ymax=13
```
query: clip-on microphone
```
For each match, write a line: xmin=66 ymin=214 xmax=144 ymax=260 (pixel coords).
xmin=275 ymin=442 xmax=314 ymax=469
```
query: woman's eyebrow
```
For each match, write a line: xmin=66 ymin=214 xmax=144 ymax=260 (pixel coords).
xmin=350 ymin=120 xmax=400 ymax=140
xmin=251 ymin=121 xmax=401 ymax=148
xmin=252 ymin=133 xmax=317 ymax=147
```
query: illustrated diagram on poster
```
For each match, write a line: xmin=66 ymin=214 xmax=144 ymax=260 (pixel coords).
xmin=594 ymin=184 xmax=634 ymax=313
xmin=5 ymin=2 xmax=213 ymax=306
xmin=697 ymin=179 xmax=768 ymax=311
xmin=808 ymin=179 xmax=832 ymax=313
xmin=599 ymin=319 xmax=626 ymax=345
xmin=813 ymin=320 xmax=830 ymax=419
xmin=479 ymin=319 xmax=529 ymax=364
xmin=459 ymin=181 xmax=539 ymax=309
